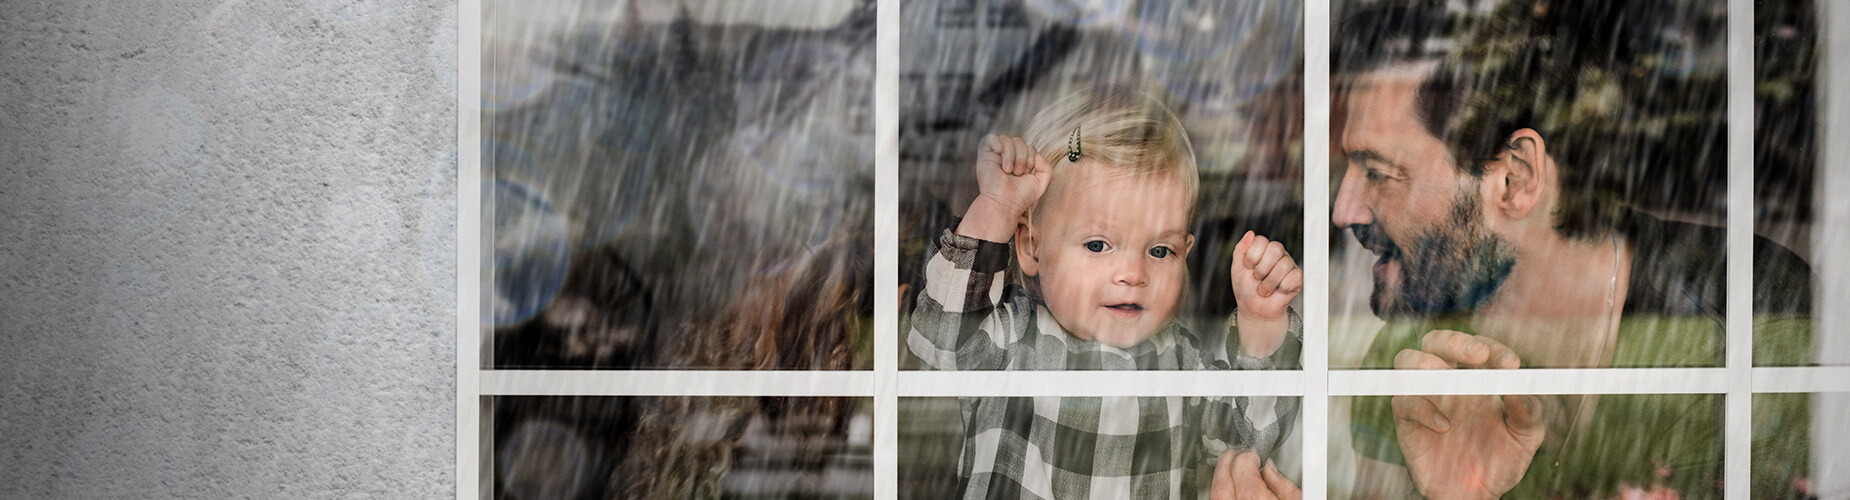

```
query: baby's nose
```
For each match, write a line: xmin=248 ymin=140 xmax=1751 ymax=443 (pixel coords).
xmin=1113 ymin=260 xmax=1147 ymax=286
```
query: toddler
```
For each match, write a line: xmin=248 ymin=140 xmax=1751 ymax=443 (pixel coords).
xmin=907 ymin=88 xmax=1304 ymax=498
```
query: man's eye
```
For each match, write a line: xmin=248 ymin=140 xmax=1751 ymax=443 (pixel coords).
xmin=1084 ymin=241 xmax=1107 ymax=253
xmin=1364 ymin=168 xmax=1386 ymax=182
xmin=1148 ymin=246 xmax=1172 ymax=258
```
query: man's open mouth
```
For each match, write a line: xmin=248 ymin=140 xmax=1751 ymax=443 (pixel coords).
xmin=1105 ymin=303 xmax=1144 ymax=316
xmin=1372 ymin=246 xmax=1399 ymax=278
xmin=1353 ymin=225 xmax=1399 ymax=275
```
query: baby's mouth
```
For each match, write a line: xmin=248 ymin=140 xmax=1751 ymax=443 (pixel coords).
xmin=1105 ymin=303 xmax=1144 ymax=317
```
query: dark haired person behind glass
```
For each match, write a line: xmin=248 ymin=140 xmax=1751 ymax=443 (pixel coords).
xmin=1214 ymin=1 xmax=1816 ymax=499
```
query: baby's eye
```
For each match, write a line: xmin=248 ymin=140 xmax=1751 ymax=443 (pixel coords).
xmin=1148 ymin=246 xmax=1172 ymax=259
xmin=1084 ymin=241 xmax=1107 ymax=253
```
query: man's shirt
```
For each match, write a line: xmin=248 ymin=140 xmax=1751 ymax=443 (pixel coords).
xmin=1347 ymin=212 xmax=1815 ymax=498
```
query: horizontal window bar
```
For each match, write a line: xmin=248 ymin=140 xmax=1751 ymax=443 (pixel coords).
xmin=1330 ymin=368 xmax=1730 ymax=395
xmin=477 ymin=367 xmax=1850 ymax=398
xmin=895 ymin=371 xmax=1306 ymax=397
xmin=481 ymin=370 xmax=875 ymax=397
xmin=1751 ymin=366 xmax=1850 ymax=393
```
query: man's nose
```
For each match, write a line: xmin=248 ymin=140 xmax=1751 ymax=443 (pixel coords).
xmin=1332 ymin=165 xmax=1374 ymax=228
xmin=1113 ymin=257 xmax=1147 ymax=287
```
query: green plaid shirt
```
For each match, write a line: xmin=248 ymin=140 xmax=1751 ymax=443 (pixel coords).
xmin=908 ymin=231 xmax=1301 ymax=499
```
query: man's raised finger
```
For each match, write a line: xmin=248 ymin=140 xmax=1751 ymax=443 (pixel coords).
xmin=1392 ymin=394 xmax=1452 ymax=433
xmin=1421 ymin=330 xmax=1490 ymax=366
xmin=1503 ymin=395 xmax=1547 ymax=442
xmin=1230 ymin=451 xmax=1272 ymax=500
xmin=1212 ymin=451 xmax=1238 ymax=500
xmin=1261 ymin=459 xmax=1303 ymax=500
xmin=1474 ymin=335 xmax=1522 ymax=369
xmin=1393 ymin=348 xmax=1453 ymax=370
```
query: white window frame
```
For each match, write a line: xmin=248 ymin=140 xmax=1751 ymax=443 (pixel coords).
xmin=457 ymin=0 xmax=1850 ymax=498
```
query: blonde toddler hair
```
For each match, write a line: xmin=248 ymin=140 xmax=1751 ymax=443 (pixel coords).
xmin=1019 ymin=86 xmax=1200 ymax=222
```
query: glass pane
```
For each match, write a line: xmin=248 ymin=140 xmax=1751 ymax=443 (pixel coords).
xmin=1329 ymin=0 xmax=1737 ymax=369
xmin=900 ymin=396 xmax=1303 ymax=498
xmin=1754 ymin=0 xmax=1832 ymax=367
xmin=487 ymin=396 xmax=872 ymax=498
xmin=1331 ymin=393 xmax=1724 ymax=499
xmin=481 ymin=1 xmax=875 ymax=369
xmin=1753 ymin=392 xmax=1850 ymax=497
xmin=897 ymin=0 xmax=1306 ymax=371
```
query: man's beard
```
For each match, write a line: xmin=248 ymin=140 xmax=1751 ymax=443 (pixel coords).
xmin=1356 ymin=187 xmax=1518 ymax=318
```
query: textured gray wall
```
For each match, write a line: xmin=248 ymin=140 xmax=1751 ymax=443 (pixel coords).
xmin=0 ymin=0 xmax=456 ymax=497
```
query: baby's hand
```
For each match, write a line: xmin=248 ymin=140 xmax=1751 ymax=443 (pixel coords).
xmin=1231 ymin=231 xmax=1301 ymax=357
xmin=973 ymin=134 xmax=1052 ymax=219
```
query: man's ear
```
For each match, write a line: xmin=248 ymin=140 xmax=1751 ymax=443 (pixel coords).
xmin=1492 ymin=128 xmax=1549 ymax=219
xmin=1014 ymin=217 xmax=1040 ymax=277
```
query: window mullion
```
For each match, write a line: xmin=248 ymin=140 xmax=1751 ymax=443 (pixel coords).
xmin=1724 ymin=0 xmax=1756 ymax=498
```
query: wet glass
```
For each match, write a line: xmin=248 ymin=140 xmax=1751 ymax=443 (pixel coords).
xmin=487 ymin=396 xmax=872 ymax=498
xmin=1753 ymin=392 xmax=1850 ymax=497
xmin=1328 ymin=0 xmax=1737 ymax=369
xmin=897 ymin=0 xmax=1305 ymax=370
xmin=482 ymin=1 xmax=875 ymax=369
xmin=1754 ymin=0 xmax=1836 ymax=367
xmin=898 ymin=396 xmax=1303 ymax=498
xmin=1330 ymin=393 xmax=1726 ymax=499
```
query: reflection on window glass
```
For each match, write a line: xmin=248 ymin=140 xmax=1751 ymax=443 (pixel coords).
xmin=1333 ymin=393 xmax=1739 ymax=499
xmin=483 ymin=0 xmax=874 ymax=369
xmin=900 ymin=396 xmax=1303 ymax=499
xmin=1754 ymin=392 xmax=1850 ymax=498
xmin=1754 ymin=0 xmax=1828 ymax=367
xmin=490 ymin=396 xmax=871 ymax=498
xmin=1325 ymin=0 xmax=1817 ymax=370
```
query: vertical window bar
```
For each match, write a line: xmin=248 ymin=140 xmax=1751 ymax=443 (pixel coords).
xmin=1725 ymin=0 xmax=1756 ymax=498
xmin=459 ymin=0 xmax=484 ymax=497
xmin=875 ymin=0 xmax=902 ymax=498
xmin=1303 ymin=0 xmax=1333 ymax=497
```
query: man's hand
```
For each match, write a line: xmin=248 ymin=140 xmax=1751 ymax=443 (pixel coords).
xmin=1211 ymin=450 xmax=1301 ymax=500
xmin=1392 ymin=331 xmax=1546 ymax=500
xmin=1231 ymin=231 xmax=1302 ymax=357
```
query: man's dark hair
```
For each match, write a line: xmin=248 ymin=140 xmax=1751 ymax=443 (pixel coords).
xmin=1335 ymin=1 xmax=1727 ymax=240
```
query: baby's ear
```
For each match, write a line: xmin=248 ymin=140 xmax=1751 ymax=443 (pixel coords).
xmin=1181 ymin=234 xmax=1196 ymax=259
xmin=1014 ymin=219 xmax=1040 ymax=277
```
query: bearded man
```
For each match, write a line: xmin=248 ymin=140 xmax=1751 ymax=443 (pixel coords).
xmin=1214 ymin=3 xmax=1816 ymax=499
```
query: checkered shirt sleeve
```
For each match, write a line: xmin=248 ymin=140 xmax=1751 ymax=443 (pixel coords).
xmin=907 ymin=231 xmax=1302 ymax=499
xmin=907 ymin=230 xmax=1019 ymax=371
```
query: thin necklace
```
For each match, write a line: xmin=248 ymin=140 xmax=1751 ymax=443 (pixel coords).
xmin=1556 ymin=232 xmax=1619 ymax=469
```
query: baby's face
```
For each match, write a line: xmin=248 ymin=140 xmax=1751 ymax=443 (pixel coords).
xmin=1025 ymin=160 xmax=1194 ymax=348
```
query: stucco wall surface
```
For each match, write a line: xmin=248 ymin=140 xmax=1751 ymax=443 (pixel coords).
xmin=0 ymin=0 xmax=457 ymax=497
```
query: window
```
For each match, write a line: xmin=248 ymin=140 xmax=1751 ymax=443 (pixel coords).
xmin=461 ymin=0 xmax=1849 ymax=498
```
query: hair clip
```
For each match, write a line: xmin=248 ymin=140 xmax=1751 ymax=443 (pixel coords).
xmin=1066 ymin=125 xmax=1082 ymax=162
